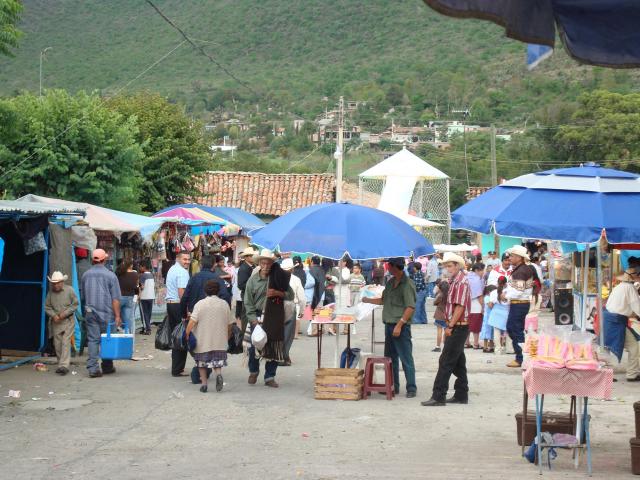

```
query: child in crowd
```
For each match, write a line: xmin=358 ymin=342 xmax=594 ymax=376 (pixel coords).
xmin=349 ymin=263 xmax=366 ymax=307
xmin=138 ymin=260 xmax=155 ymax=335
xmin=480 ymin=285 xmax=497 ymax=352
xmin=488 ymin=275 xmax=509 ymax=354
xmin=431 ymin=278 xmax=449 ymax=352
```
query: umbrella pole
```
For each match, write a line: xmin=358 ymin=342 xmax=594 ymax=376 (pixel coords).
xmin=581 ymin=245 xmax=590 ymax=332
xmin=596 ymin=241 xmax=604 ymax=346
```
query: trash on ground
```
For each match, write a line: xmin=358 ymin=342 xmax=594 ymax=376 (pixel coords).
xmin=6 ymin=390 xmax=21 ymax=398
xmin=33 ymin=363 xmax=48 ymax=372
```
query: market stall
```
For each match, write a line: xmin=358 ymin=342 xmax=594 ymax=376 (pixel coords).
xmin=0 ymin=200 xmax=85 ymax=366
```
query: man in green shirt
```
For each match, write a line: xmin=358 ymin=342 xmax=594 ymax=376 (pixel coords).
xmin=363 ymin=257 xmax=417 ymax=398
xmin=244 ymin=249 xmax=293 ymax=388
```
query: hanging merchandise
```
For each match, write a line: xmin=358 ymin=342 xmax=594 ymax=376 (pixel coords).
xmin=24 ymin=231 xmax=47 ymax=255
xmin=181 ymin=232 xmax=195 ymax=252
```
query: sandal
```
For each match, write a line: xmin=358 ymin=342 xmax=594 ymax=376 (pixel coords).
xmin=464 ymin=344 xmax=472 ymax=349
xmin=473 ymin=346 xmax=482 ymax=350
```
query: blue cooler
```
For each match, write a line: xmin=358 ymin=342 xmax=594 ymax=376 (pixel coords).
xmin=101 ymin=323 xmax=134 ymax=360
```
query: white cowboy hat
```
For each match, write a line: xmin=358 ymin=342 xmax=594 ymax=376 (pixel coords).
xmin=281 ymin=258 xmax=294 ymax=271
xmin=257 ymin=248 xmax=276 ymax=261
xmin=441 ymin=252 xmax=465 ymax=267
xmin=239 ymin=247 xmax=257 ymax=257
xmin=47 ymin=271 xmax=68 ymax=283
xmin=507 ymin=245 xmax=530 ymax=261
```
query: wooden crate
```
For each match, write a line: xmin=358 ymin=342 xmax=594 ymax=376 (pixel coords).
xmin=314 ymin=368 xmax=364 ymax=401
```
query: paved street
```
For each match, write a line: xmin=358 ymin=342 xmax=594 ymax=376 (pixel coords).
xmin=0 ymin=304 xmax=636 ymax=479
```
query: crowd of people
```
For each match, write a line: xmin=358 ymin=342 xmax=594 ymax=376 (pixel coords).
xmin=43 ymin=240 xmax=639 ymax=401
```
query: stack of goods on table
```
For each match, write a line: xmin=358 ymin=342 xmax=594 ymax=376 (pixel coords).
xmin=522 ymin=326 xmax=601 ymax=370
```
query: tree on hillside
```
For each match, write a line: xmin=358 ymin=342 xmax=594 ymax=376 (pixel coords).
xmin=554 ymin=90 xmax=640 ymax=172
xmin=107 ymin=92 xmax=212 ymax=213
xmin=0 ymin=90 xmax=143 ymax=210
xmin=0 ymin=0 xmax=22 ymax=57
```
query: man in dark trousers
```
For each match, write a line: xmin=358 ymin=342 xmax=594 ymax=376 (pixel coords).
xmin=237 ymin=247 xmax=257 ymax=332
xmin=422 ymin=252 xmax=471 ymax=406
xmin=181 ymin=255 xmax=231 ymax=317
xmin=362 ymin=257 xmax=417 ymax=398
xmin=165 ymin=251 xmax=191 ymax=377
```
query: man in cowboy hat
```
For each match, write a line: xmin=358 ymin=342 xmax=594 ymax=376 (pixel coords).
xmin=363 ymin=257 xmax=417 ymax=398
xmin=81 ymin=249 xmax=122 ymax=378
xmin=243 ymin=249 xmax=293 ymax=387
xmin=44 ymin=271 xmax=79 ymax=375
xmin=504 ymin=245 xmax=539 ymax=368
xmin=604 ymin=267 xmax=640 ymax=381
xmin=422 ymin=252 xmax=471 ymax=406
xmin=237 ymin=247 xmax=257 ymax=331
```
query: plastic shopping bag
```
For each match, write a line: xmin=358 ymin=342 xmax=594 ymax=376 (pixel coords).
xmin=154 ymin=315 xmax=172 ymax=351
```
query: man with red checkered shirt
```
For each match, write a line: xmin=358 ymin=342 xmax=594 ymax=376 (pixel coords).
xmin=422 ymin=252 xmax=471 ymax=406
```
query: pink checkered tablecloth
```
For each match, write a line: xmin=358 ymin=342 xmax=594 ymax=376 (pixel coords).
xmin=523 ymin=364 xmax=614 ymax=399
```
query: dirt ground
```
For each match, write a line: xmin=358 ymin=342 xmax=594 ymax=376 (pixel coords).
xmin=0 ymin=303 xmax=637 ymax=480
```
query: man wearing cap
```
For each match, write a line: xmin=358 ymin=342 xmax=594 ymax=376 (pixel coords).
xmin=236 ymin=247 xmax=257 ymax=331
xmin=81 ymin=249 xmax=122 ymax=378
xmin=44 ymin=271 xmax=79 ymax=375
xmin=166 ymin=251 xmax=191 ymax=377
xmin=603 ymin=268 xmax=640 ymax=381
xmin=422 ymin=252 xmax=471 ymax=406
xmin=363 ymin=257 xmax=417 ymax=398
xmin=244 ymin=249 xmax=294 ymax=387
xmin=505 ymin=245 xmax=539 ymax=368
xmin=485 ymin=251 xmax=500 ymax=269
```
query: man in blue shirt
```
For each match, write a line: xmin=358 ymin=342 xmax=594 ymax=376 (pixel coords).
xmin=165 ymin=251 xmax=191 ymax=376
xmin=81 ymin=249 xmax=122 ymax=378
xmin=181 ymin=255 xmax=231 ymax=317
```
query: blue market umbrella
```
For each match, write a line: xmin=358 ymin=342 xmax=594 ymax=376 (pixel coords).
xmin=423 ymin=0 xmax=640 ymax=68
xmin=251 ymin=202 xmax=434 ymax=260
xmin=452 ymin=163 xmax=640 ymax=243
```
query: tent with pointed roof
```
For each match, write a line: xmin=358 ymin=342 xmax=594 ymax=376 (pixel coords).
xmin=358 ymin=147 xmax=451 ymax=243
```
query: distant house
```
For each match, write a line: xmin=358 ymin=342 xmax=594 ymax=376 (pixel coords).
xmin=195 ymin=172 xmax=336 ymax=220
xmin=447 ymin=121 xmax=483 ymax=138
xmin=209 ymin=144 xmax=237 ymax=153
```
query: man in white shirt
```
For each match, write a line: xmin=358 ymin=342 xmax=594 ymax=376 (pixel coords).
xmin=425 ymin=255 xmax=439 ymax=298
xmin=487 ymin=253 xmax=512 ymax=287
xmin=604 ymin=268 xmax=640 ymax=381
xmin=485 ymin=251 xmax=501 ymax=269
xmin=165 ymin=252 xmax=191 ymax=377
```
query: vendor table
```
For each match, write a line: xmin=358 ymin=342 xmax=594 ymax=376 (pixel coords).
xmin=523 ymin=364 xmax=614 ymax=476
xmin=312 ymin=316 xmax=356 ymax=369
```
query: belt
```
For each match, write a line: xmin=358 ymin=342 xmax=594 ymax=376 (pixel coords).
xmin=510 ymin=300 xmax=530 ymax=304
xmin=166 ymin=300 xmax=180 ymax=304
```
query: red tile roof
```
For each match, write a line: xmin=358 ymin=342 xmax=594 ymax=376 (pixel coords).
xmin=195 ymin=171 xmax=336 ymax=216
xmin=466 ymin=186 xmax=492 ymax=200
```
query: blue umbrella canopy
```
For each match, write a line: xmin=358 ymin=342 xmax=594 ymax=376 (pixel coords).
xmin=423 ymin=0 xmax=640 ymax=68
xmin=251 ymin=203 xmax=435 ymax=260
xmin=452 ymin=164 xmax=640 ymax=243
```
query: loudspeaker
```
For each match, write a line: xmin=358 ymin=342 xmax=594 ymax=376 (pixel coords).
xmin=554 ymin=289 xmax=574 ymax=325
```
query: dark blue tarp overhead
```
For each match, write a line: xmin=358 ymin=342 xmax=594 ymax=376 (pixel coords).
xmin=451 ymin=164 xmax=640 ymax=244
xmin=423 ymin=0 xmax=640 ymax=68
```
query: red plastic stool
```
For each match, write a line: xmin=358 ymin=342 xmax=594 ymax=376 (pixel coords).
xmin=362 ymin=356 xmax=394 ymax=400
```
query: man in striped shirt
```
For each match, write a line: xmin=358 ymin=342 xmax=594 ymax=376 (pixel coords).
xmin=422 ymin=252 xmax=471 ymax=406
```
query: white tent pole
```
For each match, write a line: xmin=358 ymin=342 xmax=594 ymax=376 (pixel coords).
xmin=596 ymin=240 xmax=604 ymax=346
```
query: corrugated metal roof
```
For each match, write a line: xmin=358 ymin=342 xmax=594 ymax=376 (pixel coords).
xmin=0 ymin=200 xmax=86 ymax=216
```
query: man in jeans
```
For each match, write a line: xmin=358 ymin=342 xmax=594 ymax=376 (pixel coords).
xmin=410 ymin=261 xmax=428 ymax=324
xmin=425 ymin=255 xmax=439 ymax=298
xmin=81 ymin=249 xmax=122 ymax=378
xmin=363 ymin=257 xmax=417 ymax=398
xmin=165 ymin=251 xmax=191 ymax=377
xmin=422 ymin=252 xmax=471 ymax=406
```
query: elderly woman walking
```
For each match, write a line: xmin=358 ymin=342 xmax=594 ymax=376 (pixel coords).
xmin=185 ymin=280 xmax=235 ymax=393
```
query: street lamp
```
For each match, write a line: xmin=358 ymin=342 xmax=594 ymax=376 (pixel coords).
xmin=39 ymin=47 xmax=52 ymax=97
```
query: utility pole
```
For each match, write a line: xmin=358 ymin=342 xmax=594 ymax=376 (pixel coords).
xmin=336 ymin=96 xmax=344 ymax=202
xmin=491 ymin=124 xmax=499 ymax=254
xmin=39 ymin=47 xmax=52 ymax=98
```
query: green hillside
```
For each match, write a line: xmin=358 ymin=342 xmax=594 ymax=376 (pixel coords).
xmin=2 ymin=0 xmax=638 ymax=124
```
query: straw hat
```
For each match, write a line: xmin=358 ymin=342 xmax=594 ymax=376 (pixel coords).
xmin=257 ymin=248 xmax=276 ymax=261
xmin=281 ymin=258 xmax=294 ymax=271
xmin=618 ymin=268 xmax=639 ymax=283
xmin=507 ymin=245 xmax=530 ymax=261
xmin=442 ymin=252 xmax=465 ymax=267
xmin=47 ymin=271 xmax=68 ymax=283
xmin=239 ymin=247 xmax=257 ymax=258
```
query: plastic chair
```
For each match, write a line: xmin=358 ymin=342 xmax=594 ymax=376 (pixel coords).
xmin=362 ymin=356 xmax=394 ymax=400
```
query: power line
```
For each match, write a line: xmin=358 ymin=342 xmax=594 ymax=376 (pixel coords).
xmin=145 ymin=0 xmax=258 ymax=97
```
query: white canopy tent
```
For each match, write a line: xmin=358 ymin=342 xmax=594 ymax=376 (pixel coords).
xmin=358 ymin=147 xmax=451 ymax=243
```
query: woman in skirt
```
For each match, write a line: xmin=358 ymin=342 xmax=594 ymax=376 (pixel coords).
xmin=185 ymin=280 xmax=235 ymax=393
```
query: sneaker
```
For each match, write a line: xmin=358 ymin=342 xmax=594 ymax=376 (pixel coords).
xmin=55 ymin=366 xmax=69 ymax=375
xmin=265 ymin=379 xmax=279 ymax=388
xmin=506 ymin=360 xmax=522 ymax=368
xmin=89 ymin=370 xmax=103 ymax=378
xmin=431 ymin=347 xmax=441 ymax=352
xmin=216 ymin=374 xmax=224 ymax=392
